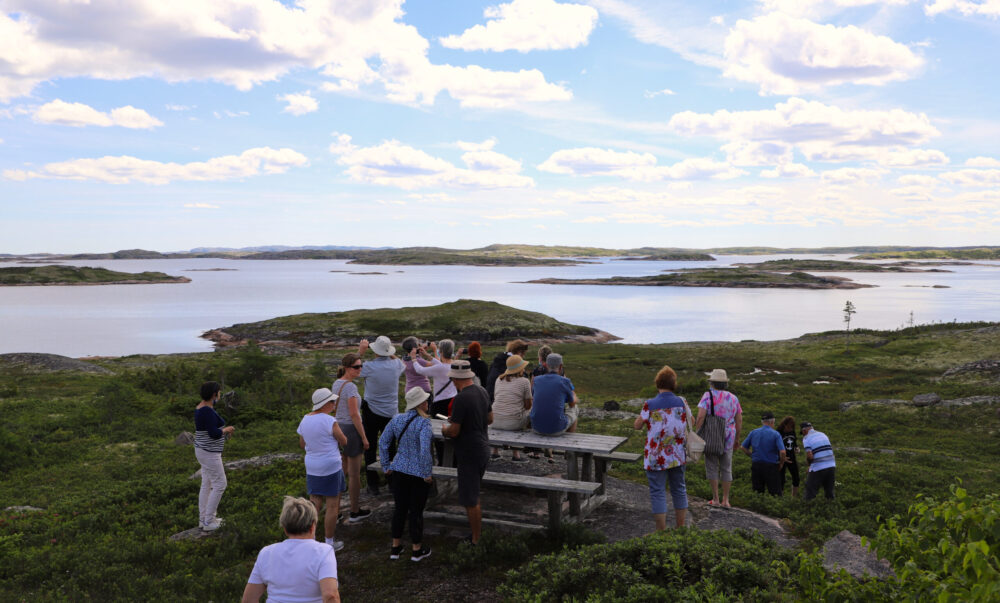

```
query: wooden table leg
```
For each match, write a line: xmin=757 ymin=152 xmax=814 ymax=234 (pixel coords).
xmin=594 ymin=458 xmax=607 ymax=496
xmin=566 ymin=451 xmax=580 ymax=517
xmin=547 ymin=492 xmax=562 ymax=533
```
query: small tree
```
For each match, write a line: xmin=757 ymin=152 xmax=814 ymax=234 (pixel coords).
xmin=843 ymin=300 xmax=857 ymax=352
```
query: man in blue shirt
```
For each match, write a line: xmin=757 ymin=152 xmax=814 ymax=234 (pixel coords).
xmin=529 ymin=353 xmax=578 ymax=435
xmin=740 ymin=411 xmax=787 ymax=496
xmin=801 ymin=422 xmax=836 ymax=500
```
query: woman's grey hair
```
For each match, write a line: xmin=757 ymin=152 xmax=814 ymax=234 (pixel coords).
xmin=537 ymin=345 xmax=552 ymax=364
xmin=402 ymin=336 xmax=419 ymax=353
xmin=438 ymin=339 xmax=455 ymax=359
xmin=279 ymin=496 xmax=317 ymax=535
xmin=709 ymin=381 xmax=728 ymax=391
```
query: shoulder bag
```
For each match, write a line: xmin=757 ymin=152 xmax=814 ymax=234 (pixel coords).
xmin=696 ymin=391 xmax=728 ymax=456
xmin=683 ymin=399 xmax=705 ymax=463
xmin=387 ymin=413 xmax=419 ymax=467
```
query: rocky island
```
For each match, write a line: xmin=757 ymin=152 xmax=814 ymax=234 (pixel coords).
xmin=524 ymin=268 xmax=874 ymax=289
xmin=202 ymin=299 xmax=620 ymax=350
xmin=0 ymin=265 xmax=191 ymax=286
xmin=730 ymin=259 xmax=951 ymax=272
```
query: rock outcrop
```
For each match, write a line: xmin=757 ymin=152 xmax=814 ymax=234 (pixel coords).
xmin=188 ymin=452 xmax=302 ymax=479
xmin=0 ymin=353 xmax=112 ymax=374
xmin=822 ymin=530 xmax=895 ymax=580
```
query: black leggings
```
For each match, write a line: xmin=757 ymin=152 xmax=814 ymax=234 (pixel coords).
xmin=389 ymin=472 xmax=430 ymax=544
xmin=780 ymin=460 xmax=800 ymax=489
xmin=362 ymin=402 xmax=392 ymax=489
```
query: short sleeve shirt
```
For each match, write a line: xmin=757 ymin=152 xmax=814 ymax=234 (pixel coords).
xmin=802 ymin=430 xmax=836 ymax=472
xmin=698 ymin=389 xmax=742 ymax=450
xmin=741 ymin=426 xmax=786 ymax=464
xmin=530 ymin=373 xmax=575 ymax=435
xmin=296 ymin=413 xmax=342 ymax=476
xmin=492 ymin=376 xmax=531 ymax=420
xmin=780 ymin=430 xmax=797 ymax=464
xmin=450 ymin=384 xmax=491 ymax=458
xmin=359 ymin=357 xmax=405 ymax=418
xmin=247 ymin=538 xmax=337 ymax=602
xmin=332 ymin=379 xmax=360 ymax=426
xmin=640 ymin=392 xmax=688 ymax=470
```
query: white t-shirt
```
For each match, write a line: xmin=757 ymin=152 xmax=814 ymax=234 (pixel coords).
xmin=296 ymin=413 xmax=342 ymax=476
xmin=248 ymin=538 xmax=338 ymax=603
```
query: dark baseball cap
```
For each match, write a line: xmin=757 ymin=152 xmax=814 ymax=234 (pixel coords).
xmin=761 ymin=411 xmax=775 ymax=421
xmin=800 ymin=421 xmax=813 ymax=429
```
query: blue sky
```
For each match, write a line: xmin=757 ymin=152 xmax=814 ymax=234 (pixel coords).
xmin=1 ymin=0 xmax=999 ymax=253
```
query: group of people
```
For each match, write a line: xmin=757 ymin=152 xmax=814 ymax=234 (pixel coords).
xmin=633 ymin=367 xmax=838 ymax=531
xmin=192 ymin=335 xmax=583 ymax=602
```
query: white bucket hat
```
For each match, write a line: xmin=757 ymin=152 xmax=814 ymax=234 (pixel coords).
xmin=370 ymin=335 xmax=396 ymax=357
xmin=708 ymin=368 xmax=729 ymax=383
xmin=311 ymin=388 xmax=338 ymax=411
xmin=447 ymin=359 xmax=476 ymax=379
xmin=404 ymin=387 xmax=430 ymax=412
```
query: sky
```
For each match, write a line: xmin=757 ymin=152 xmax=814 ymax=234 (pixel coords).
xmin=1 ymin=0 xmax=999 ymax=254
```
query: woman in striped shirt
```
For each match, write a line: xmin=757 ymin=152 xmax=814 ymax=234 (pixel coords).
xmin=194 ymin=381 xmax=235 ymax=532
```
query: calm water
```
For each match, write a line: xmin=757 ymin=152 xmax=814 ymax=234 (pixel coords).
xmin=1 ymin=255 xmax=998 ymax=357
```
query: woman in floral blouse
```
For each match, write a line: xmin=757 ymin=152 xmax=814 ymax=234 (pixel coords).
xmin=633 ymin=365 xmax=689 ymax=530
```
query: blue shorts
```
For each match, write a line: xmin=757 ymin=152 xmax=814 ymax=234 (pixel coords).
xmin=646 ymin=466 xmax=688 ymax=514
xmin=306 ymin=470 xmax=347 ymax=497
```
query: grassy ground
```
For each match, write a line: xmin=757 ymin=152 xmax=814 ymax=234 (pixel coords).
xmin=1 ymin=322 xmax=999 ymax=600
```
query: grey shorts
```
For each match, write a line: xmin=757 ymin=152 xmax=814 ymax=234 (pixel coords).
xmin=341 ymin=423 xmax=365 ymax=458
xmin=704 ymin=448 xmax=734 ymax=482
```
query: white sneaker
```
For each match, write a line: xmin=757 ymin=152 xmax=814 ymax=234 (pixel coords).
xmin=201 ymin=518 xmax=224 ymax=532
xmin=331 ymin=540 xmax=345 ymax=552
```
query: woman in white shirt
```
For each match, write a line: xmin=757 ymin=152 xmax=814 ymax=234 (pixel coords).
xmin=297 ymin=388 xmax=348 ymax=551
xmin=412 ymin=339 xmax=458 ymax=418
xmin=242 ymin=496 xmax=340 ymax=603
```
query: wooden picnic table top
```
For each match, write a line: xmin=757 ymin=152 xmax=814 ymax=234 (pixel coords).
xmin=429 ymin=419 xmax=626 ymax=455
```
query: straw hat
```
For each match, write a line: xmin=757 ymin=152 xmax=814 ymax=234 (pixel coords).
xmin=708 ymin=368 xmax=729 ymax=383
xmin=405 ymin=387 xmax=430 ymax=412
xmin=370 ymin=335 xmax=395 ymax=356
xmin=502 ymin=354 xmax=528 ymax=377
xmin=311 ymin=388 xmax=339 ymax=411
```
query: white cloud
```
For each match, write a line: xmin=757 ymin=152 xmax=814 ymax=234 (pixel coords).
xmin=926 ymin=0 xmax=1000 ymax=17
xmin=761 ymin=163 xmax=816 ymax=178
xmin=184 ymin=203 xmax=220 ymax=209
xmin=165 ymin=104 xmax=193 ymax=111
xmin=33 ymin=100 xmax=163 ymax=129
xmin=643 ymin=88 xmax=677 ymax=98
xmin=572 ymin=216 xmax=608 ymax=223
xmin=4 ymin=147 xmax=308 ymax=185
xmin=898 ymin=174 xmax=939 ymax=186
xmin=439 ymin=0 xmax=598 ymax=52
xmin=538 ymin=147 xmax=746 ymax=181
xmin=940 ymin=169 xmax=1000 ymax=186
xmin=966 ymin=156 xmax=1000 ymax=167
xmin=761 ymin=0 xmax=916 ymax=19
xmin=670 ymin=98 xmax=940 ymax=167
xmin=820 ymin=167 xmax=888 ymax=184
xmin=278 ymin=92 xmax=319 ymax=116
xmin=0 ymin=0 xmax=571 ymax=110
xmin=456 ymin=139 xmax=497 ymax=152
xmin=328 ymin=133 xmax=533 ymax=190
xmin=723 ymin=13 xmax=923 ymax=95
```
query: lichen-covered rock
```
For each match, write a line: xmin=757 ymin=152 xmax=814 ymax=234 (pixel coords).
xmin=822 ymin=530 xmax=894 ymax=580
xmin=174 ymin=431 xmax=195 ymax=446
xmin=912 ymin=393 xmax=941 ymax=407
xmin=839 ymin=399 xmax=909 ymax=412
xmin=939 ymin=395 xmax=1000 ymax=408
xmin=189 ymin=452 xmax=302 ymax=479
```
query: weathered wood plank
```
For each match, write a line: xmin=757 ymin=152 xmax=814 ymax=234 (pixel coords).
xmin=422 ymin=511 xmax=545 ymax=531
xmin=566 ymin=451 xmax=580 ymax=516
xmin=595 ymin=451 xmax=641 ymax=463
xmin=367 ymin=462 xmax=600 ymax=495
xmin=430 ymin=419 xmax=625 ymax=455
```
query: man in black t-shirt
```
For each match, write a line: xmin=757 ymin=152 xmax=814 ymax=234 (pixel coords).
xmin=441 ymin=360 xmax=493 ymax=545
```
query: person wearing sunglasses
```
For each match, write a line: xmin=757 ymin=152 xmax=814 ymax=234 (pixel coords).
xmin=332 ymin=353 xmax=372 ymax=523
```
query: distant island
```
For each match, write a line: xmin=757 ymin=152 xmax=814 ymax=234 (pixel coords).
xmin=852 ymin=247 xmax=1000 ymax=260
xmin=202 ymin=299 xmax=619 ymax=350
xmin=524 ymin=268 xmax=874 ymax=289
xmin=730 ymin=259 xmax=951 ymax=272
xmin=0 ymin=265 xmax=190 ymax=286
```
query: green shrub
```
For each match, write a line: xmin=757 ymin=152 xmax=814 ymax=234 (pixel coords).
xmin=499 ymin=528 xmax=795 ymax=602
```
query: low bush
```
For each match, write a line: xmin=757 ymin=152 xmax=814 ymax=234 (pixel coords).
xmin=499 ymin=528 xmax=796 ymax=602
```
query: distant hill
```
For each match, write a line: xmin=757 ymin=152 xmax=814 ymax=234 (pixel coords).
xmin=0 ymin=265 xmax=190 ymax=286
xmin=852 ymin=247 xmax=1000 ymax=260
xmin=187 ymin=245 xmax=390 ymax=253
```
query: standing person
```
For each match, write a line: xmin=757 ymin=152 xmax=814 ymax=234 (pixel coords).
xmin=332 ymin=353 xmax=371 ymax=524
xmin=740 ymin=411 xmax=787 ymax=496
xmin=530 ymin=353 xmax=579 ymax=436
xmin=412 ymin=339 xmax=458 ymax=419
xmin=466 ymin=342 xmax=489 ymax=387
xmin=379 ymin=387 xmax=434 ymax=562
xmin=441 ymin=360 xmax=493 ymax=545
xmin=801 ymin=422 xmax=836 ymax=500
xmin=633 ymin=366 xmax=689 ymax=530
xmin=486 ymin=339 xmax=528 ymax=400
xmin=357 ymin=336 xmax=405 ymax=496
xmin=297 ymin=388 xmax=349 ymax=551
xmin=531 ymin=345 xmax=552 ymax=383
xmin=194 ymin=381 xmax=235 ymax=532
xmin=776 ymin=416 xmax=800 ymax=497
xmin=490 ymin=355 xmax=532 ymax=461
xmin=241 ymin=496 xmax=340 ymax=603
xmin=694 ymin=369 xmax=743 ymax=508
xmin=401 ymin=337 xmax=431 ymax=395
